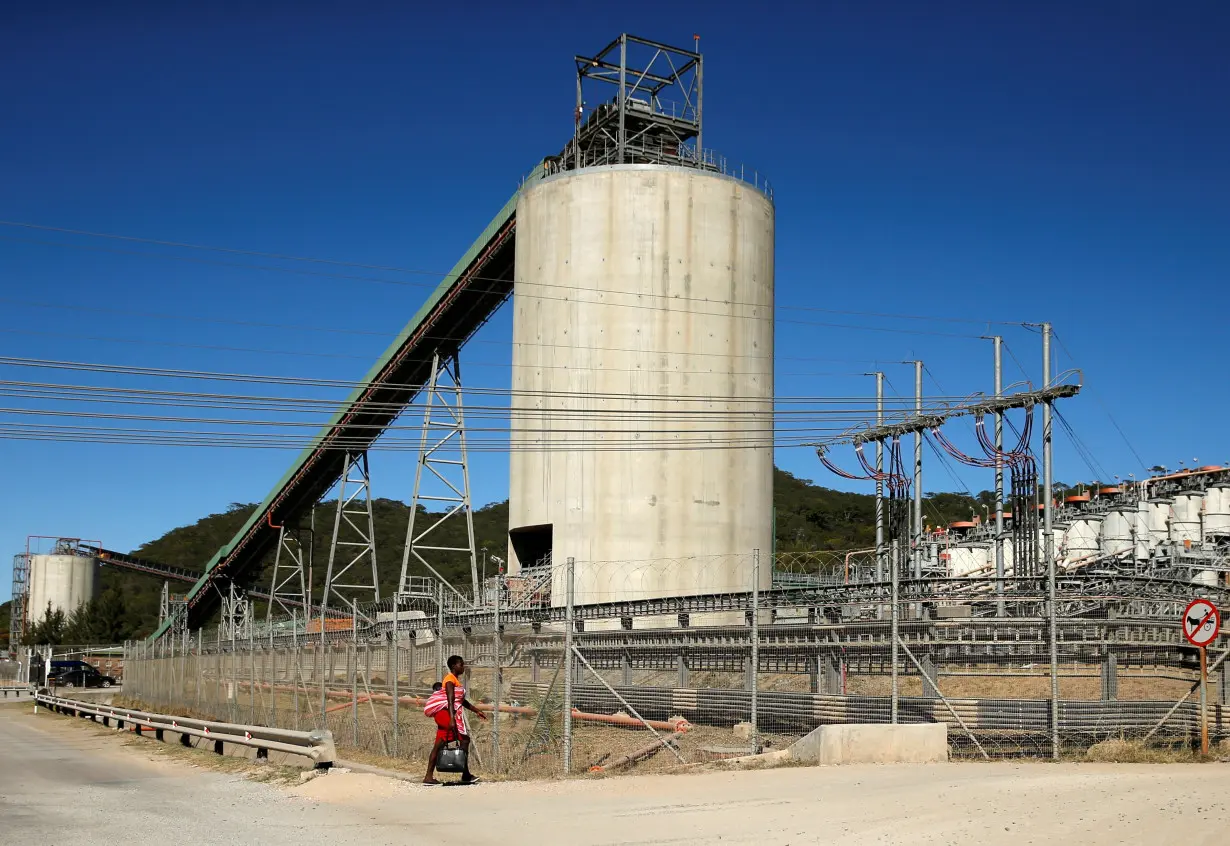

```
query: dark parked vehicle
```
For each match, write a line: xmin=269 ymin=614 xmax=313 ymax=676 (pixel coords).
xmin=52 ymin=667 xmax=116 ymax=689
xmin=46 ymin=661 xmax=116 ymax=689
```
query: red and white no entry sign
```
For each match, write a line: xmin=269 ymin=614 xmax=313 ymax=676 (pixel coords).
xmin=1182 ymin=598 xmax=1221 ymax=648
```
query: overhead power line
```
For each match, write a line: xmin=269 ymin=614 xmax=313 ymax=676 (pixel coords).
xmin=0 ymin=326 xmax=868 ymax=379
xmin=1052 ymin=331 xmax=1148 ymax=473
xmin=0 ymin=297 xmax=914 ymax=366
xmin=0 ymin=220 xmax=1023 ymax=328
xmin=0 ymin=356 xmax=980 ymax=406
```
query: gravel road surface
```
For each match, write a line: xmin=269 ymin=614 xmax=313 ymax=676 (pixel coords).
xmin=2 ymin=703 xmax=1227 ymax=845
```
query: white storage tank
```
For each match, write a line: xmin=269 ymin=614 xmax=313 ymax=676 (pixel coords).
xmin=1147 ymin=498 xmax=1172 ymax=546
xmin=1134 ymin=499 xmax=1153 ymax=560
xmin=948 ymin=544 xmax=990 ymax=578
xmin=988 ymin=539 xmax=1014 ymax=577
xmin=1064 ymin=516 xmax=1102 ymax=563
xmin=25 ymin=553 xmax=100 ymax=627
xmin=1170 ymin=492 xmax=1204 ymax=544
xmin=1044 ymin=524 xmax=1067 ymax=571
xmin=507 ymin=164 xmax=774 ymax=605
xmin=1204 ymin=483 xmax=1230 ymax=538
xmin=1100 ymin=507 xmax=1135 ymax=557
xmin=1193 ymin=569 xmax=1219 ymax=588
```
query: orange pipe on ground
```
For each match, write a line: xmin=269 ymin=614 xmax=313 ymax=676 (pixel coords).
xmin=324 ymin=695 xmax=372 ymax=714
xmin=237 ymin=680 xmax=691 ymax=732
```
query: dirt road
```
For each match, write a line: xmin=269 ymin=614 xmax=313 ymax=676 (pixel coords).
xmin=3 ymin=703 xmax=1227 ymax=845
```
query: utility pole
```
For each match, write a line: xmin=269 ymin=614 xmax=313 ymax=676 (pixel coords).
xmin=875 ymin=372 xmax=885 ymax=595
xmin=1042 ymin=322 xmax=1059 ymax=759
xmin=993 ymin=336 xmax=1006 ymax=617
xmin=913 ymin=361 xmax=924 ymax=604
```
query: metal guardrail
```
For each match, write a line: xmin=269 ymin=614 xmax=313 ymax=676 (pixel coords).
xmin=34 ymin=693 xmax=336 ymax=766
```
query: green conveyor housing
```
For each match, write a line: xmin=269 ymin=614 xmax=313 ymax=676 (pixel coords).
xmin=155 ymin=163 xmax=546 ymax=638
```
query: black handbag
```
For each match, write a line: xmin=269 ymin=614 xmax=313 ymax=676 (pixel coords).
xmin=438 ymin=740 xmax=468 ymax=774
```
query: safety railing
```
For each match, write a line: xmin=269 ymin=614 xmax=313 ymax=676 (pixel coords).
xmin=35 ymin=692 xmax=337 ymax=766
xmin=530 ymin=140 xmax=773 ymax=200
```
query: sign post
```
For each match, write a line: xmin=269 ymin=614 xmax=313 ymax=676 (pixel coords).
xmin=1182 ymin=598 xmax=1221 ymax=756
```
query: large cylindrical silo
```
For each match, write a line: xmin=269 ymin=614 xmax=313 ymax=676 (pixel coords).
xmin=508 ymin=164 xmax=774 ymax=607
xmin=25 ymin=553 xmax=100 ymax=627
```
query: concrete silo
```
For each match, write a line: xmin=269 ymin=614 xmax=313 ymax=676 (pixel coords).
xmin=26 ymin=551 xmax=100 ymax=626
xmin=507 ymin=35 xmax=774 ymax=608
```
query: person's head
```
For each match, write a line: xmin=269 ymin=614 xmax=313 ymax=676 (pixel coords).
xmin=431 ymin=682 xmax=442 ymax=692
xmin=447 ymin=655 xmax=465 ymax=676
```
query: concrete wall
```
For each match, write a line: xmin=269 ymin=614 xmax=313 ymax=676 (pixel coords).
xmin=790 ymin=723 xmax=949 ymax=765
xmin=508 ymin=164 xmax=775 ymax=605
xmin=26 ymin=555 xmax=100 ymax=625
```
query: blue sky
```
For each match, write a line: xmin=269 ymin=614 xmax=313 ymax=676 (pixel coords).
xmin=2 ymin=1 xmax=1227 ymax=599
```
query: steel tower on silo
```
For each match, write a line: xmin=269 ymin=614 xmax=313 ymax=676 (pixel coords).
xmin=507 ymin=34 xmax=775 ymax=609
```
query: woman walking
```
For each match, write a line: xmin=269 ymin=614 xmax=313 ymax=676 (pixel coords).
xmin=423 ymin=655 xmax=486 ymax=785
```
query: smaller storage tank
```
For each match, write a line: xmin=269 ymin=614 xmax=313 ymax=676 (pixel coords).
xmin=1170 ymin=492 xmax=1204 ymax=544
xmin=1100 ymin=507 xmax=1135 ymax=557
xmin=948 ymin=544 xmax=989 ymax=578
xmin=1049 ymin=524 xmax=1068 ymax=565
xmin=1203 ymin=483 xmax=1230 ymax=538
xmin=1192 ymin=569 xmax=1219 ymax=588
xmin=995 ymin=540 xmax=1015 ymax=577
xmin=1147 ymin=498 xmax=1172 ymax=545
xmin=25 ymin=553 xmax=100 ymax=626
xmin=1064 ymin=516 xmax=1102 ymax=563
xmin=1134 ymin=500 xmax=1153 ymax=560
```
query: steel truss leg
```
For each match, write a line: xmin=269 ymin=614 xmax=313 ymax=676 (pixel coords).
xmin=267 ymin=524 xmax=311 ymax=624
xmin=398 ymin=351 xmax=480 ymax=605
xmin=321 ymin=451 xmax=381 ymax=623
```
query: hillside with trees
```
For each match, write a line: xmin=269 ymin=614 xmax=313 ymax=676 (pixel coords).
xmin=19 ymin=468 xmax=986 ymax=643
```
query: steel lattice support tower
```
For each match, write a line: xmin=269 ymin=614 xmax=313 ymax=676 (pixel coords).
xmin=9 ymin=553 xmax=29 ymax=653
xmin=398 ymin=352 xmax=480 ymax=605
xmin=219 ymin=582 xmax=252 ymax=642
xmin=320 ymin=451 xmax=381 ymax=621
xmin=267 ymin=524 xmax=311 ymax=624
xmin=158 ymin=581 xmax=189 ymax=637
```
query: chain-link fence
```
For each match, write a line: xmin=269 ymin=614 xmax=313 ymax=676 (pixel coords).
xmin=118 ymin=552 xmax=1230 ymax=778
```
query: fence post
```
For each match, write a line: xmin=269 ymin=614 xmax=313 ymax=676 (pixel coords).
xmin=492 ymin=570 xmax=502 ymax=774
xmin=891 ymin=539 xmax=900 ymax=724
xmin=195 ymin=630 xmax=202 ymax=712
xmin=563 ymin=556 xmax=575 ymax=775
xmin=750 ymin=549 xmax=760 ymax=753
xmin=392 ymin=596 xmax=400 ymax=757
xmin=1100 ymin=653 xmax=1118 ymax=701
xmin=182 ymin=627 xmax=189 ymax=710
xmin=351 ymin=615 xmax=359 ymax=749
xmin=249 ymin=620 xmax=256 ymax=724
xmin=1047 ymin=538 xmax=1059 ymax=759
xmin=436 ymin=582 xmax=445 ymax=680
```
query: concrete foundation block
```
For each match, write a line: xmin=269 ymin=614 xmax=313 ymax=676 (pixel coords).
xmin=790 ymin=723 xmax=948 ymax=765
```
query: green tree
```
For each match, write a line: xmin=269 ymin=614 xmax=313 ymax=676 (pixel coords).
xmin=24 ymin=603 xmax=66 ymax=646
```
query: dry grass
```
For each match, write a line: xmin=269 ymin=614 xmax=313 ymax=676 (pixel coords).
xmin=1083 ymin=738 xmax=1206 ymax=764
